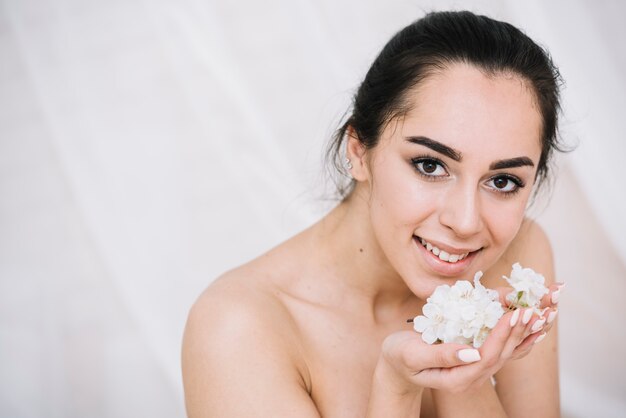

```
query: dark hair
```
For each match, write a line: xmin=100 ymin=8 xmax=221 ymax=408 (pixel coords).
xmin=326 ymin=10 xmax=565 ymax=199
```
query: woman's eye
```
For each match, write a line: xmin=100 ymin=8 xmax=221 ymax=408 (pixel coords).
xmin=486 ymin=176 xmax=522 ymax=193
xmin=414 ymin=159 xmax=448 ymax=177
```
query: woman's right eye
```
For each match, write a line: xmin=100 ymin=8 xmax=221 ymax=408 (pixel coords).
xmin=412 ymin=158 xmax=448 ymax=178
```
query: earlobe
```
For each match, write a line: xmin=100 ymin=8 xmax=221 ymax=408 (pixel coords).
xmin=345 ymin=127 xmax=369 ymax=181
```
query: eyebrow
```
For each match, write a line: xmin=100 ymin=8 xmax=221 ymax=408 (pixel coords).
xmin=489 ymin=157 xmax=535 ymax=170
xmin=405 ymin=136 xmax=462 ymax=161
xmin=405 ymin=135 xmax=535 ymax=170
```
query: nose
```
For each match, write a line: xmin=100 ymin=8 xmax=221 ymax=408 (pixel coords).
xmin=438 ymin=182 xmax=484 ymax=238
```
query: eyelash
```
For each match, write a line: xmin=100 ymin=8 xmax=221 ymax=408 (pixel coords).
xmin=486 ymin=175 xmax=525 ymax=196
xmin=410 ymin=156 xmax=448 ymax=181
xmin=410 ymin=156 xmax=526 ymax=196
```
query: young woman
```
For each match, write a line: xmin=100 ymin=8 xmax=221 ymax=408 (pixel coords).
xmin=182 ymin=11 xmax=565 ymax=417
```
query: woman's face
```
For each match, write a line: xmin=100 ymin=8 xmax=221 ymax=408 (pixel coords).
xmin=356 ymin=63 xmax=543 ymax=299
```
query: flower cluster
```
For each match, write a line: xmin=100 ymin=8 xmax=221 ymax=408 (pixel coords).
xmin=413 ymin=263 xmax=549 ymax=348
xmin=413 ymin=272 xmax=505 ymax=348
xmin=503 ymin=263 xmax=549 ymax=314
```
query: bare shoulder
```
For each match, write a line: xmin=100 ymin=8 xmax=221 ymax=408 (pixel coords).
xmin=184 ymin=268 xmax=296 ymax=350
xmin=181 ymin=265 xmax=318 ymax=417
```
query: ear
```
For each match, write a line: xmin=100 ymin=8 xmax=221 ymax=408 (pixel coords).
xmin=345 ymin=126 xmax=369 ymax=181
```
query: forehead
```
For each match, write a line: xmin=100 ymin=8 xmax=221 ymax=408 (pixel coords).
xmin=388 ymin=63 xmax=543 ymax=160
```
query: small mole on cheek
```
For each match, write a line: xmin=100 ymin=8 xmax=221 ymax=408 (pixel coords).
xmin=359 ymin=248 xmax=364 ymax=253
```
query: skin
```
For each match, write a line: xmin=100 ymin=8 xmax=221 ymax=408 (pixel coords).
xmin=182 ymin=63 xmax=561 ymax=417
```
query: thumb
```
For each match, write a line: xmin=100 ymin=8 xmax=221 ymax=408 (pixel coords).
xmin=401 ymin=338 xmax=482 ymax=370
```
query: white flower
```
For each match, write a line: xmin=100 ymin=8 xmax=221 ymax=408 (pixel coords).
xmin=503 ymin=263 xmax=549 ymax=312
xmin=413 ymin=272 xmax=505 ymax=348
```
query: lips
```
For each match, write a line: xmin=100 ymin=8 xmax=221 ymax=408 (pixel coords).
xmin=413 ymin=235 xmax=482 ymax=276
xmin=417 ymin=237 xmax=469 ymax=263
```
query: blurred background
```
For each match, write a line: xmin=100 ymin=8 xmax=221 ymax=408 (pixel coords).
xmin=1 ymin=0 xmax=625 ymax=416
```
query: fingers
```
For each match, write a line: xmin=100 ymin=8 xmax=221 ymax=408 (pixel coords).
xmin=500 ymin=307 xmax=531 ymax=358
xmin=478 ymin=309 xmax=518 ymax=362
xmin=407 ymin=344 xmax=485 ymax=392
xmin=420 ymin=310 xmax=520 ymax=391
xmin=401 ymin=338 xmax=481 ymax=370
xmin=401 ymin=302 xmax=561 ymax=391
xmin=525 ymin=306 xmax=556 ymax=338
xmin=506 ymin=305 xmax=558 ymax=360
xmin=391 ymin=333 xmax=485 ymax=391
xmin=545 ymin=308 xmax=558 ymax=327
xmin=511 ymin=328 xmax=549 ymax=359
xmin=540 ymin=282 xmax=565 ymax=308
xmin=476 ymin=307 xmax=545 ymax=367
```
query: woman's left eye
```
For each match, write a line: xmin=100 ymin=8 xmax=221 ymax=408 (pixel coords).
xmin=485 ymin=176 xmax=523 ymax=193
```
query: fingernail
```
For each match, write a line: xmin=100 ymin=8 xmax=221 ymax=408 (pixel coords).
xmin=457 ymin=348 xmax=481 ymax=363
xmin=509 ymin=309 xmax=520 ymax=327
xmin=531 ymin=318 xmax=546 ymax=333
xmin=547 ymin=310 xmax=558 ymax=324
xmin=522 ymin=308 xmax=533 ymax=325
xmin=557 ymin=282 xmax=566 ymax=291
xmin=551 ymin=289 xmax=560 ymax=304
xmin=534 ymin=332 xmax=547 ymax=344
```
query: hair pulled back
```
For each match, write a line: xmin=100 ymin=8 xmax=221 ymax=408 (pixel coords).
xmin=327 ymin=10 xmax=565 ymax=199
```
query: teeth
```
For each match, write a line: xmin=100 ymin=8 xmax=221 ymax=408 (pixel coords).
xmin=417 ymin=237 xmax=471 ymax=263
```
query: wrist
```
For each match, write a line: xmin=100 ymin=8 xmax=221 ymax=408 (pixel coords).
xmin=372 ymin=355 xmax=423 ymax=398
xmin=366 ymin=359 xmax=423 ymax=418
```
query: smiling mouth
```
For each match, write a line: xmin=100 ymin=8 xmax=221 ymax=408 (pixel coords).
xmin=414 ymin=236 xmax=482 ymax=264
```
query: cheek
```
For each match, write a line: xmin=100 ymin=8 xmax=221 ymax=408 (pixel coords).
xmin=482 ymin=197 xmax=528 ymax=245
xmin=369 ymin=166 xmax=438 ymax=232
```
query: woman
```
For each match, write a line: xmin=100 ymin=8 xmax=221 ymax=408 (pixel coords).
xmin=182 ymin=11 xmax=565 ymax=417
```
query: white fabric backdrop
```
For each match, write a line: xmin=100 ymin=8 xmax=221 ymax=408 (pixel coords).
xmin=1 ymin=0 xmax=625 ymax=417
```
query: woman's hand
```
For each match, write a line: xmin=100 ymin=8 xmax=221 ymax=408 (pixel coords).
xmin=373 ymin=315 xmax=500 ymax=398
xmin=496 ymin=281 xmax=563 ymax=360
xmin=376 ymin=287 xmax=560 ymax=396
xmin=366 ymin=281 xmax=564 ymax=416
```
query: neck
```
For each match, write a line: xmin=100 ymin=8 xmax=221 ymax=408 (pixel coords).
xmin=311 ymin=192 xmax=418 ymax=321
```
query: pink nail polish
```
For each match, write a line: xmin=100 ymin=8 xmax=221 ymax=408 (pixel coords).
xmin=547 ymin=310 xmax=558 ymax=324
xmin=510 ymin=309 xmax=520 ymax=327
xmin=551 ymin=289 xmax=560 ymax=304
xmin=457 ymin=348 xmax=481 ymax=363
xmin=531 ymin=318 xmax=546 ymax=333
xmin=522 ymin=308 xmax=533 ymax=325
xmin=534 ymin=332 xmax=547 ymax=344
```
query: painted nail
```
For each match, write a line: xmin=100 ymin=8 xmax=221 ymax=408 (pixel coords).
xmin=557 ymin=282 xmax=566 ymax=291
xmin=534 ymin=332 xmax=547 ymax=344
xmin=509 ymin=309 xmax=520 ymax=327
xmin=551 ymin=289 xmax=560 ymax=304
xmin=522 ymin=308 xmax=533 ymax=325
xmin=531 ymin=318 xmax=546 ymax=333
xmin=457 ymin=348 xmax=481 ymax=363
xmin=547 ymin=310 xmax=558 ymax=324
